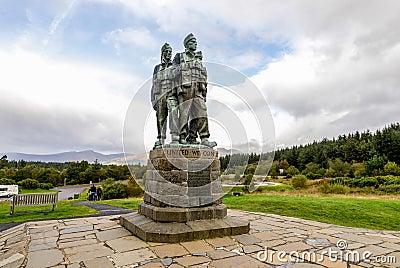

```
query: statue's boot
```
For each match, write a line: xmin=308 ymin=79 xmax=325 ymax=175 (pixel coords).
xmin=179 ymin=136 xmax=188 ymax=144
xmin=170 ymin=135 xmax=180 ymax=145
xmin=201 ymin=138 xmax=217 ymax=148
xmin=153 ymin=139 xmax=164 ymax=149
xmin=186 ymin=136 xmax=200 ymax=144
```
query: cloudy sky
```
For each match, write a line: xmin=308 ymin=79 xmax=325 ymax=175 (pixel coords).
xmin=1 ymin=0 xmax=399 ymax=154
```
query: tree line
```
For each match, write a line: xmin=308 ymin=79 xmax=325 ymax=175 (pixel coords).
xmin=0 ymin=157 xmax=146 ymax=189
xmin=220 ymin=123 xmax=400 ymax=179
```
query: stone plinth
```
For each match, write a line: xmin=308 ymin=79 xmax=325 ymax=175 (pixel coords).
xmin=120 ymin=213 xmax=250 ymax=243
xmin=120 ymin=147 xmax=249 ymax=242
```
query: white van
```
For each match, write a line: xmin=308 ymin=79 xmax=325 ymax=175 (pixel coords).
xmin=0 ymin=185 xmax=19 ymax=197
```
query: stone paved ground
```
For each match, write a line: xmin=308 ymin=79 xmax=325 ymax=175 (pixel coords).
xmin=0 ymin=209 xmax=400 ymax=267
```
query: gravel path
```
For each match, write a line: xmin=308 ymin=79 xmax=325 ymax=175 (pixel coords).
xmin=53 ymin=185 xmax=88 ymax=200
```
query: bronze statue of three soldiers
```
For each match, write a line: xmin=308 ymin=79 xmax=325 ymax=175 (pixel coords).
xmin=151 ymin=33 xmax=217 ymax=149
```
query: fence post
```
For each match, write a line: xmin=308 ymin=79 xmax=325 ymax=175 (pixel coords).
xmin=10 ymin=195 xmax=15 ymax=215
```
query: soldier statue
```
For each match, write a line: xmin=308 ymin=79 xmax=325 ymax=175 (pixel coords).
xmin=151 ymin=43 xmax=179 ymax=149
xmin=172 ymin=33 xmax=217 ymax=148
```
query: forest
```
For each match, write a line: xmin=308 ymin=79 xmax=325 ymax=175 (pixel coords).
xmin=220 ymin=123 xmax=400 ymax=179
xmin=0 ymin=157 xmax=146 ymax=189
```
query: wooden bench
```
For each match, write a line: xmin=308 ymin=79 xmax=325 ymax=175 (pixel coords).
xmin=10 ymin=192 xmax=58 ymax=215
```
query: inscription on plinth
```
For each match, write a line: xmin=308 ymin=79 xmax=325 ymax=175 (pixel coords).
xmin=145 ymin=147 xmax=221 ymax=208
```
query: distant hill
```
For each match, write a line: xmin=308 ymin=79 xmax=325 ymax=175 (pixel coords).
xmin=3 ymin=150 xmax=125 ymax=164
xmin=217 ymin=147 xmax=241 ymax=157
xmin=2 ymin=147 xmax=240 ymax=165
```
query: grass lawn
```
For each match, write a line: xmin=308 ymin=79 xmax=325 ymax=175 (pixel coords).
xmin=96 ymin=198 xmax=143 ymax=210
xmin=223 ymin=194 xmax=400 ymax=231
xmin=0 ymin=200 xmax=98 ymax=224
xmin=19 ymin=188 xmax=59 ymax=194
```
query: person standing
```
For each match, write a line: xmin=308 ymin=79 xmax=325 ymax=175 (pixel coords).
xmin=151 ymin=43 xmax=179 ymax=148
xmin=172 ymin=33 xmax=216 ymax=148
xmin=89 ymin=184 xmax=96 ymax=201
xmin=96 ymin=186 xmax=102 ymax=201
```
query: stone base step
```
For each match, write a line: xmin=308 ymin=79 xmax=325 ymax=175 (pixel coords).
xmin=120 ymin=212 xmax=250 ymax=243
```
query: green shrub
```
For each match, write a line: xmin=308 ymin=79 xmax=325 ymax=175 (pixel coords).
xmin=39 ymin=183 xmax=54 ymax=190
xmin=379 ymin=175 xmax=400 ymax=185
xmin=384 ymin=161 xmax=400 ymax=176
xmin=126 ymin=175 xmax=144 ymax=197
xmin=358 ymin=177 xmax=379 ymax=188
xmin=0 ymin=178 xmax=16 ymax=185
xmin=378 ymin=184 xmax=400 ymax=193
xmin=291 ymin=175 xmax=308 ymax=189
xmin=102 ymin=183 xmax=128 ymax=200
xmin=101 ymin=178 xmax=116 ymax=188
xmin=319 ymin=183 xmax=348 ymax=194
xmin=126 ymin=185 xmax=144 ymax=197
xmin=18 ymin=178 xmax=40 ymax=189
xmin=286 ymin=166 xmax=300 ymax=177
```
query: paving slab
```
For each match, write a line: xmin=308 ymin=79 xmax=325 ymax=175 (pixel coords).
xmin=233 ymin=234 xmax=262 ymax=245
xmin=29 ymin=230 xmax=58 ymax=240
xmin=379 ymin=242 xmax=400 ymax=251
xmin=274 ymin=241 xmax=314 ymax=252
xmin=63 ymin=243 xmax=110 ymax=255
xmin=82 ymin=256 xmax=114 ymax=268
xmin=1 ymin=240 xmax=27 ymax=260
xmin=28 ymin=225 xmax=56 ymax=234
xmin=59 ymin=225 xmax=93 ymax=234
xmin=206 ymin=237 xmax=236 ymax=248
xmin=206 ymin=249 xmax=238 ymax=260
xmin=96 ymin=227 xmax=131 ymax=242
xmin=258 ymin=239 xmax=287 ymax=249
xmin=94 ymin=221 xmax=118 ymax=230
xmin=140 ymin=261 xmax=165 ymax=268
xmin=26 ymin=249 xmax=64 ymax=268
xmin=67 ymin=247 xmax=113 ymax=263
xmin=252 ymin=231 xmax=282 ymax=241
xmin=6 ymin=232 xmax=28 ymax=245
xmin=59 ymin=230 xmax=96 ymax=240
xmin=174 ymin=255 xmax=210 ymax=266
xmin=181 ymin=240 xmax=214 ymax=254
xmin=243 ymin=244 xmax=263 ymax=254
xmin=106 ymin=236 xmax=148 ymax=252
xmin=356 ymin=244 xmax=395 ymax=257
xmin=58 ymin=238 xmax=98 ymax=249
xmin=151 ymin=244 xmax=189 ymax=258
xmin=28 ymin=241 xmax=57 ymax=251
xmin=111 ymin=248 xmax=157 ymax=266
xmin=0 ymin=252 xmax=25 ymax=268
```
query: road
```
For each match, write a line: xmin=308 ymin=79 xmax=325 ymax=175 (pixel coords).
xmin=53 ymin=185 xmax=88 ymax=200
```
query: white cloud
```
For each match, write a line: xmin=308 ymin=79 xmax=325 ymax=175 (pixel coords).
xmin=103 ymin=27 xmax=158 ymax=53
xmin=0 ymin=48 xmax=141 ymax=154
xmin=252 ymin=32 xmax=400 ymax=147
xmin=43 ymin=0 xmax=77 ymax=46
